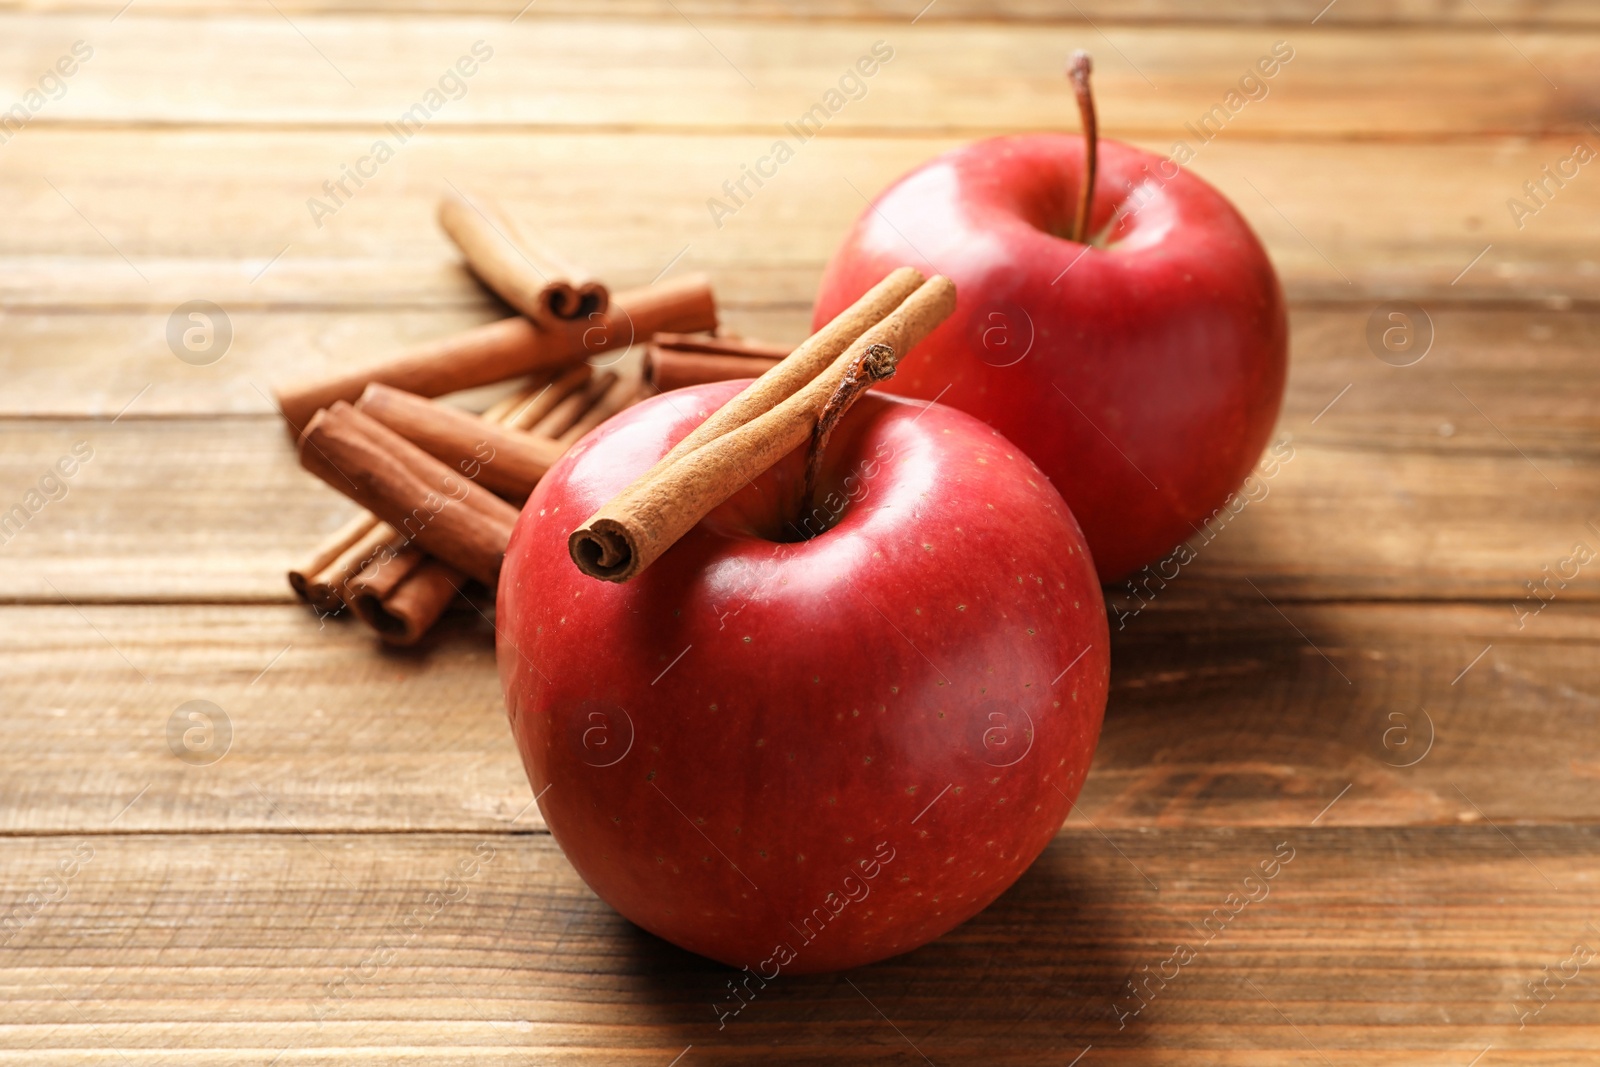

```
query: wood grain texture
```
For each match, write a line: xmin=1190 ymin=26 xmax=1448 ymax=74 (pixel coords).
xmin=2 ymin=827 xmax=1595 ymax=1063
xmin=3 ymin=131 xmax=1598 ymax=307
xmin=1 ymin=14 xmax=1595 ymax=136
xmin=2 ymin=602 xmax=1596 ymax=834
xmin=6 ymin=306 xmax=1597 ymax=458
xmin=10 ymin=0 xmax=1600 ymax=26
xmin=4 ymin=414 xmax=1596 ymax=602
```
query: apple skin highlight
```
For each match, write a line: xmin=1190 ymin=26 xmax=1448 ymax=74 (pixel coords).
xmin=498 ymin=381 xmax=1109 ymax=973
xmin=814 ymin=134 xmax=1289 ymax=582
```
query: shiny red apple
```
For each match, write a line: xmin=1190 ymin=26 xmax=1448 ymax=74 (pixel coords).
xmin=497 ymin=379 xmax=1109 ymax=975
xmin=813 ymin=134 xmax=1288 ymax=581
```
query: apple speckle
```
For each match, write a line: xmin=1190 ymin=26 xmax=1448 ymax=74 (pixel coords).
xmin=743 ymin=636 xmax=753 ymax=643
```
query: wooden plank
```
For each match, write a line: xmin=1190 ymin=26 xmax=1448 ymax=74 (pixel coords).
xmin=0 ymin=826 xmax=1594 ymax=1062
xmin=6 ymin=305 xmax=1598 ymax=459
xmin=3 ymin=414 xmax=1596 ymax=601
xmin=0 ymin=15 xmax=1594 ymax=137
xmin=3 ymin=601 xmax=1597 ymax=833
xmin=11 ymin=0 xmax=1600 ymax=27
xmin=0 ymin=307 xmax=806 ymax=419
xmin=2 ymin=131 xmax=1595 ymax=309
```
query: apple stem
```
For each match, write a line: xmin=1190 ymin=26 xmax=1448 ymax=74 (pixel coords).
xmin=1068 ymin=50 xmax=1097 ymax=245
xmin=798 ymin=343 xmax=898 ymax=538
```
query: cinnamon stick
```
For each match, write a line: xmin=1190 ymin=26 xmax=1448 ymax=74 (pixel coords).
xmin=503 ymin=364 xmax=592 ymax=431
xmin=480 ymin=369 xmax=556 ymax=424
xmin=289 ymin=511 xmax=377 ymax=602
xmin=558 ymin=370 xmax=639 ymax=446
xmin=651 ymin=267 xmax=924 ymax=476
xmin=532 ymin=370 xmax=618 ymax=439
xmin=273 ymin=273 xmax=716 ymax=434
xmin=355 ymin=383 xmax=564 ymax=501
xmin=438 ymin=191 xmax=609 ymax=328
xmin=569 ymin=273 xmax=955 ymax=582
xmin=651 ymin=333 xmax=792 ymax=360
xmin=304 ymin=521 xmax=401 ymax=613
xmin=349 ymin=558 xmax=466 ymax=647
xmin=299 ymin=401 xmax=519 ymax=586
xmin=647 ymin=349 xmax=782 ymax=393
xmin=344 ymin=539 xmax=426 ymax=605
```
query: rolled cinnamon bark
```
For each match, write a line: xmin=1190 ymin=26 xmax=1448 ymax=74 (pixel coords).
xmin=344 ymin=539 xmax=426 ymax=606
xmin=299 ymin=401 xmax=519 ymax=586
xmin=648 ymin=350 xmax=782 ymax=393
xmin=273 ymin=273 xmax=716 ymax=434
xmin=503 ymin=364 xmax=592 ymax=431
xmin=304 ymin=521 xmax=401 ymax=613
xmin=480 ymin=370 xmax=557 ymax=424
xmin=651 ymin=332 xmax=791 ymax=360
xmin=569 ymin=273 xmax=955 ymax=583
xmin=350 ymin=558 xmax=466 ymax=647
xmin=654 ymin=267 xmax=923 ymax=475
xmin=559 ymin=370 xmax=640 ymax=446
xmin=532 ymin=370 xmax=618 ymax=439
xmin=438 ymin=191 xmax=608 ymax=328
xmin=355 ymin=383 xmax=564 ymax=501
xmin=288 ymin=511 xmax=377 ymax=602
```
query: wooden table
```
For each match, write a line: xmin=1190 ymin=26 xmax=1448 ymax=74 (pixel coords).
xmin=4 ymin=1 xmax=1598 ymax=1062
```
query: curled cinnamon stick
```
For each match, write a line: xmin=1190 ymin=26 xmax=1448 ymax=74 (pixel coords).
xmin=304 ymin=521 xmax=401 ymax=613
xmin=299 ymin=401 xmax=519 ymax=586
xmin=652 ymin=267 xmax=924 ymax=476
xmin=289 ymin=511 xmax=377 ymax=602
xmin=355 ymin=383 xmax=564 ymax=501
xmin=559 ymin=370 xmax=639 ymax=446
xmin=439 ymin=191 xmax=608 ymax=328
xmin=273 ymin=274 xmax=716 ymax=434
xmin=503 ymin=364 xmax=592 ymax=431
xmin=569 ymin=273 xmax=955 ymax=582
xmin=350 ymin=557 xmax=465 ymax=647
xmin=344 ymin=539 xmax=426 ymax=606
xmin=532 ymin=370 xmax=618 ymax=439
xmin=645 ymin=334 xmax=787 ymax=393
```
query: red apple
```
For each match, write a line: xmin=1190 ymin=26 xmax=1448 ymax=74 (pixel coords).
xmin=497 ymin=379 xmax=1109 ymax=974
xmin=813 ymin=134 xmax=1288 ymax=582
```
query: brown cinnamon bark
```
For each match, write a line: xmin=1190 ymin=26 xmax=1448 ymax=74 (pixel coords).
xmin=273 ymin=273 xmax=715 ymax=433
xmin=558 ymin=370 xmax=639 ymax=446
xmin=299 ymin=401 xmax=519 ymax=586
xmin=349 ymin=557 xmax=465 ymax=647
xmin=288 ymin=511 xmax=377 ymax=602
xmin=647 ymin=350 xmax=782 ymax=393
xmin=503 ymin=364 xmax=592 ymax=431
xmin=651 ymin=333 xmax=791 ymax=360
xmin=569 ymin=273 xmax=955 ymax=582
xmin=355 ymin=383 xmax=564 ymax=501
xmin=532 ymin=370 xmax=618 ymax=439
xmin=439 ymin=191 xmax=608 ymax=328
xmin=304 ymin=521 xmax=401 ymax=613
xmin=344 ymin=539 xmax=426 ymax=605
xmin=652 ymin=267 xmax=923 ymax=476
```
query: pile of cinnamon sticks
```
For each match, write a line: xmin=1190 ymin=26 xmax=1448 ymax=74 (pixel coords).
xmin=279 ymin=190 xmax=790 ymax=645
